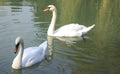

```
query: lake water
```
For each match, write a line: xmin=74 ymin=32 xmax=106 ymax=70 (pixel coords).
xmin=0 ymin=0 xmax=120 ymax=74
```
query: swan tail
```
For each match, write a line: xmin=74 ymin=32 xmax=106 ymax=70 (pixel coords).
xmin=81 ymin=24 xmax=95 ymax=35
xmin=83 ymin=24 xmax=95 ymax=32
xmin=87 ymin=24 xmax=95 ymax=31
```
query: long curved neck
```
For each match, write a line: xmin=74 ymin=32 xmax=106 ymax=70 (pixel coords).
xmin=17 ymin=43 xmax=24 ymax=65
xmin=12 ymin=42 xmax=24 ymax=69
xmin=47 ymin=9 xmax=57 ymax=36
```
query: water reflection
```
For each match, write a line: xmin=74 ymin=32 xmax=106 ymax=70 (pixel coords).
xmin=12 ymin=69 xmax=21 ymax=74
xmin=47 ymin=36 xmax=54 ymax=57
xmin=55 ymin=36 xmax=87 ymax=45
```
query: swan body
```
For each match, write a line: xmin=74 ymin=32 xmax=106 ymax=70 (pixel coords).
xmin=44 ymin=5 xmax=95 ymax=37
xmin=12 ymin=37 xmax=47 ymax=69
xmin=54 ymin=23 xmax=95 ymax=37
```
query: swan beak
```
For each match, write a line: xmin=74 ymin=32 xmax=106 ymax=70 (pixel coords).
xmin=43 ymin=7 xmax=49 ymax=12
xmin=14 ymin=44 xmax=19 ymax=54
xmin=14 ymin=48 xmax=17 ymax=54
xmin=14 ymin=43 xmax=20 ymax=54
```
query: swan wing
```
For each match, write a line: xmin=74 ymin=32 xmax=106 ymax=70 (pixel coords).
xmin=22 ymin=41 xmax=47 ymax=67
xmin=55 ymin=24 xmax=86 ymax=32
xmin=54 ymin=24 xmax=86 ymax=36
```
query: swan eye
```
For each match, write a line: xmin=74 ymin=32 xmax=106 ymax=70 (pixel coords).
xmin=48 ymin=7 xmax=51 ymax=9
xmin=47 ymin=7 xmax=51 ymax=10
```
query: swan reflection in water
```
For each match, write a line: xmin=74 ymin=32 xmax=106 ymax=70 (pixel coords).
xmin=46 ymin=36 xmax=54 ymax=60
xmin=12 ymin=69 xmax=21 ymax=74
xmin=55 ymin=36 xmax=89 ymax=45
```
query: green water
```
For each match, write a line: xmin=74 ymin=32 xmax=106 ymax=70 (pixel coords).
xmin=0 ymin=0 xmax=120 ymax=74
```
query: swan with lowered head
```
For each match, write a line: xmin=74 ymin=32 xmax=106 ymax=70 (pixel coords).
xmin=12 ymin=37 xmax=47 ymax=69
xmin=43 ymin=5 xmax=95 ymax=37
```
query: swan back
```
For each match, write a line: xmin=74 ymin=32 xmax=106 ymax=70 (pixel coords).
xmin=39 ymin=41 xmax=47 ymax=50
xmin=21 ymin=41 xmax=48 ymax=68
xmin=54 ymin=24 xmax=95 ymax=37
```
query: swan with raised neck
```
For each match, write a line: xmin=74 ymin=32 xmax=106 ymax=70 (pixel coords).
xmin=44 ymin=5 xmax=95 ymax=37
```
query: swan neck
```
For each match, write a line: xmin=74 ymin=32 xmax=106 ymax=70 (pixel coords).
xmin=18 ymin=43 xmax=24 ymax=59
xmin=15 ymin=42 xmax=24 ymax=68
xmin=12 ymin=40 xmax=24 ymax=69
xmin=48 ymin=9 xmax=57 ymax=36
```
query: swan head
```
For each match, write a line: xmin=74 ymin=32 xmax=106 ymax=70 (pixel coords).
xmin=14 ymin=37 xmax=23 ymax=54
xmin=43 ymin=5 xmax=56 ymax=12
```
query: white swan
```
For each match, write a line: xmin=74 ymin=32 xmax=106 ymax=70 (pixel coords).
xmin=12 ymin=37 xmax=47 ymax=69
xmin=44 ymin=5 xmax=95 ymax=37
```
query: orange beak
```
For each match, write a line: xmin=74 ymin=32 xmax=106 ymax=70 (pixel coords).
xmin=43 ymin=7 xmax=50 ymax=12
xmin=14 ymin=47 xmax=18 ymax=54
xmin=14 ymin=43 xmax=19 ymax=54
